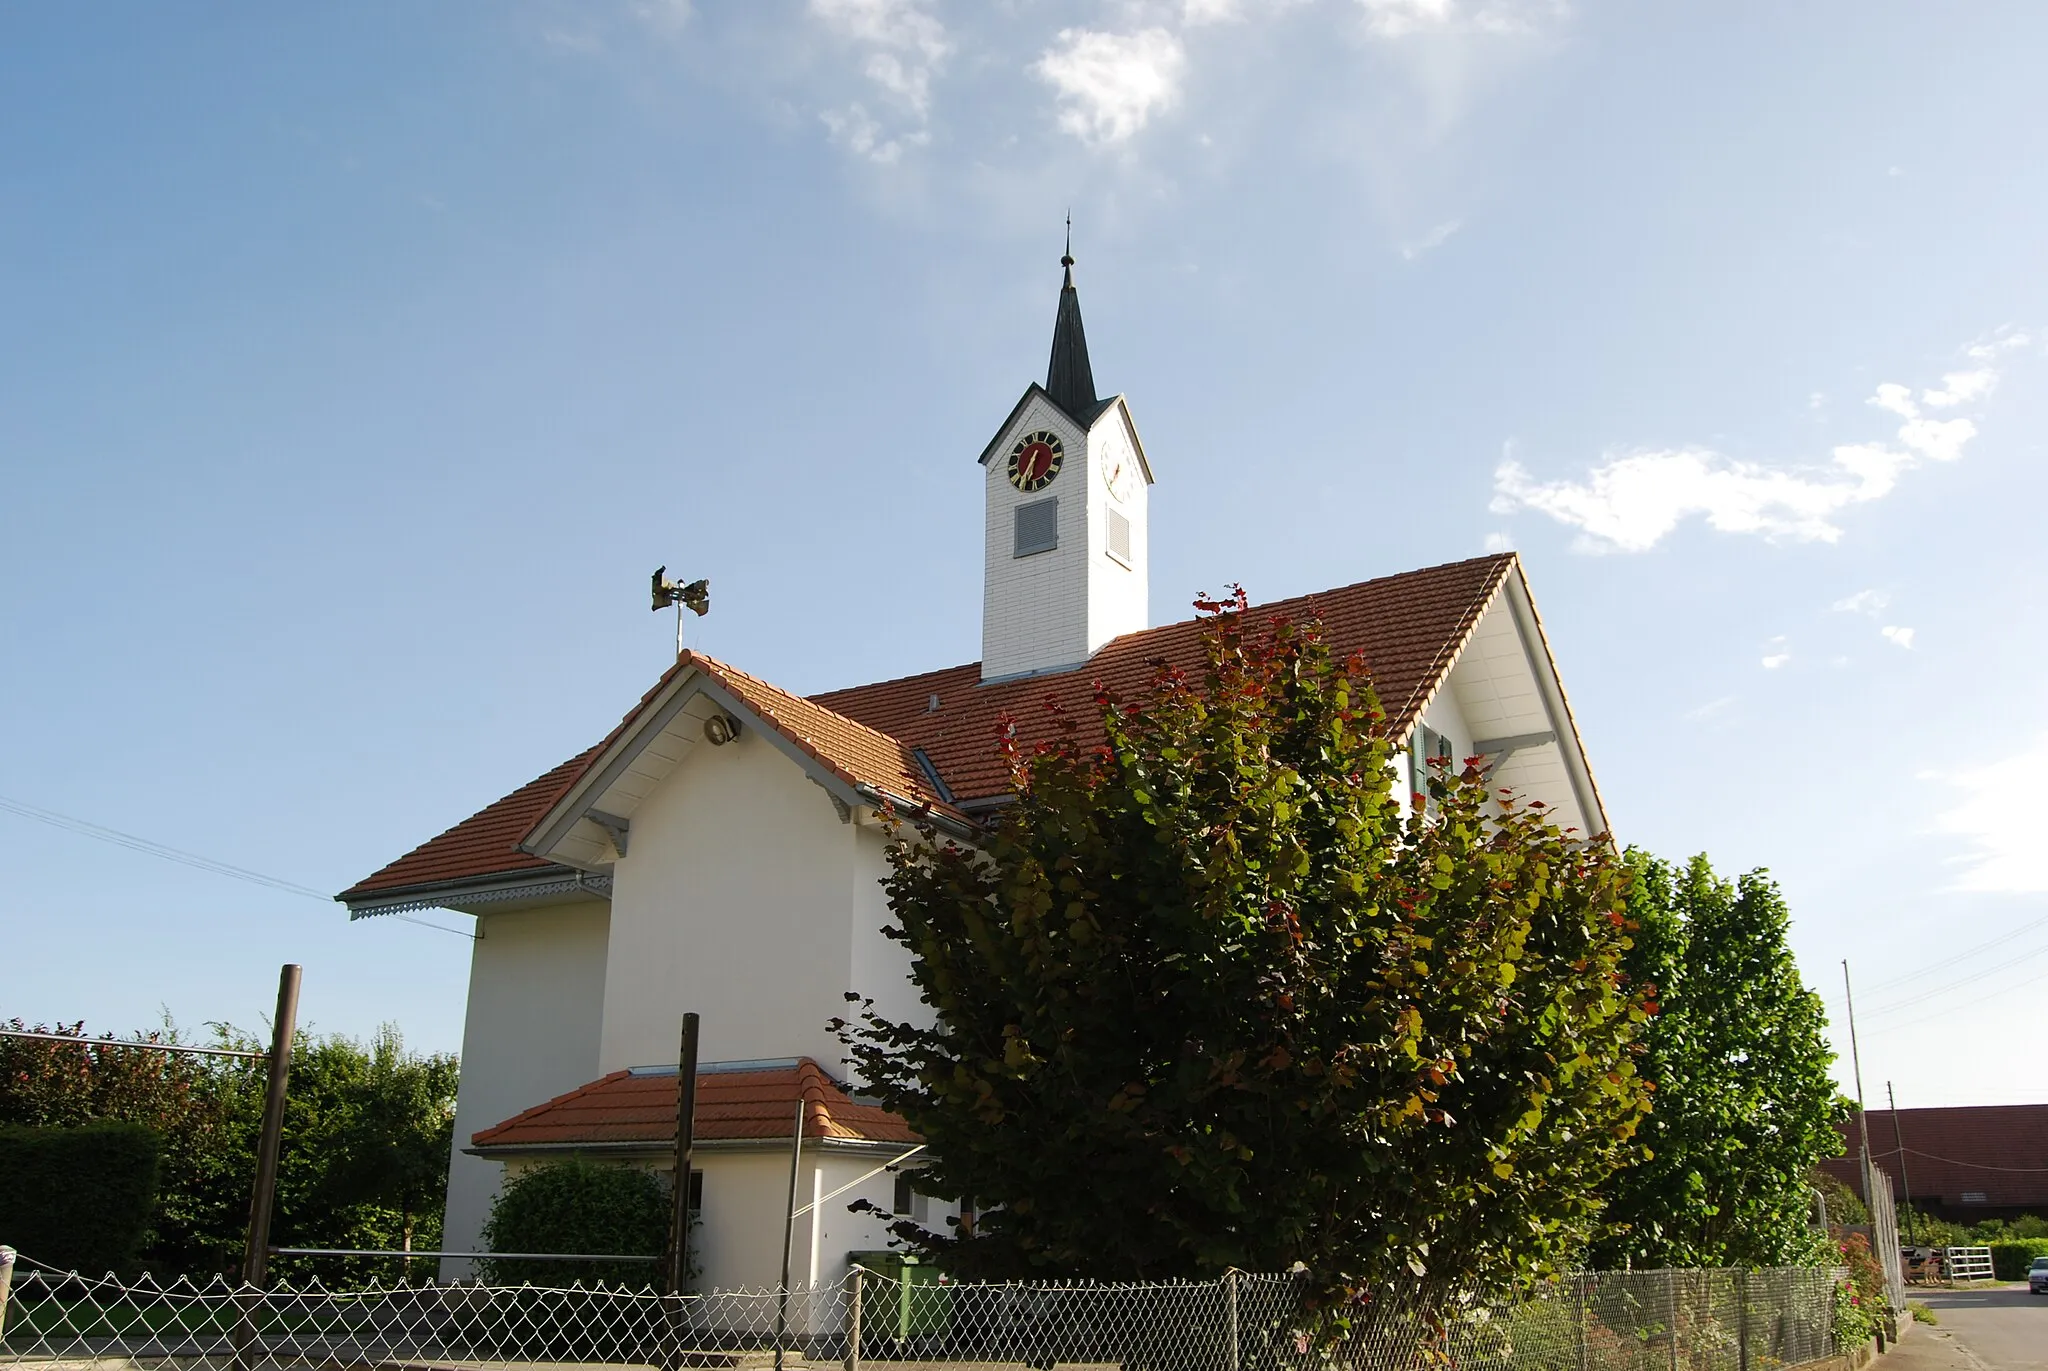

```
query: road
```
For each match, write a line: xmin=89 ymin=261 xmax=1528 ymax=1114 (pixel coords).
xmin=1896 ymin=1286 xmax=2048 ymax=1370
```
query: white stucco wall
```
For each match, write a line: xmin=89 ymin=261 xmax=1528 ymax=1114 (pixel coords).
xmin=844 ymin=821 xmax=925 ymax=1081
xmin=982 ymin=396 xmax=1091 ymax=680
xmin=1085 ymin=414 xmax=1147 ymax=657
xmin=600 ymin=726 xmax=870 ymax=1073
xmin=442 ymin=899 xmax=611 ymax=1276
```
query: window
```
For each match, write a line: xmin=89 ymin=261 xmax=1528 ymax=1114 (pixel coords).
xmin=892 ymin=1172 xmax=930 ymax=1222
xmin=1106 ymin=508 xmax=1132 ymax=566
xmin=676 ymin=1168 xmax=703 ymax=1215
xmin=1014 ymin=497 xmax=1058 ymax=557
xmin=1409 ymin=724 xmax=1454 ymax=811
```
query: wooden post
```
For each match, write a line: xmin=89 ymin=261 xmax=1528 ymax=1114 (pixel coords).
xmin=844 ymin=1264 xmax=863 ymax=1371
xmin=241 ymin=964 xmax=301 ymax=1288
xmin=775 ymin=1096 xmax=806 ymax=1371
xmin=667 ymin=1013 xmax=700 ymax=1294
xmin=236 ymin=964 xmax=300 ymax=1371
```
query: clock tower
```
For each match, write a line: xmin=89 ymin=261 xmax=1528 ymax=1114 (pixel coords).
xmin=977 ymin=248 xmax=1153 ymax=682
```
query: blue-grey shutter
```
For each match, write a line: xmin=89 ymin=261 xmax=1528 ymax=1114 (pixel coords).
xmin=1015 ymin=497 xmax=1058 ymax=556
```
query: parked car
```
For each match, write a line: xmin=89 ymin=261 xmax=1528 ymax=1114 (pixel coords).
xmin=2030 ymin=1256 xmax=2048 ymax=1295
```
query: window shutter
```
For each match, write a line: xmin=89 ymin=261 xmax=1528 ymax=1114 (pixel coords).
xmin=1014 ymin=497 xmax=1058 ymax=557
xmin=1106 ymin=508 xmax=1132 ymax=564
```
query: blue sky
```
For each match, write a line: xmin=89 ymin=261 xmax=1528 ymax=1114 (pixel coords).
xmin=3 ymin=1 xmax=2043 ymax=1109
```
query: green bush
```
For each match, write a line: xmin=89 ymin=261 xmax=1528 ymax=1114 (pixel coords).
xmin=0 ymin=1121 xmax=161 ymax=1275
xmin=1987 ymin=1239 xmax=2048 ymax=1282
xmin=480 ymin=1159 xmax=668 ymax=1289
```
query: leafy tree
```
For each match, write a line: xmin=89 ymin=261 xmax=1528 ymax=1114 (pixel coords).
xmin=0 ymin=1016 xmax=457 ymax=1279
xmin=308 ymin=1028 xmax=459 ymax=1258
xmin=1590 ymin=852 xmax=1847 ymax=1268
xmin=481 ymin=1159 xmax=670 ymax=1289
xmin=839 ymin=592 xmax=1652 ymax=1308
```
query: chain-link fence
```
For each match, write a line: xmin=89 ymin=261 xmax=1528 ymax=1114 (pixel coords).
xmin=0 ymin=1250 xmax=1842 ymax=1371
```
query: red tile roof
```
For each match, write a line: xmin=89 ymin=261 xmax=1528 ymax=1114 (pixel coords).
xmin=814 ymin=554 xmax=1515 ymax=807
xmin=691 ymin=654 xmax=959 ymax=820
xmin=1820 ymin=1105 xmax=2048 ymax=1211
xmin=338 ymin=750 xmax=599 ymax=900
xmin=341 ymin=554 xmax=1518 ymax=904
xmin=470 ymin=1060 xmax=919 ymax=1151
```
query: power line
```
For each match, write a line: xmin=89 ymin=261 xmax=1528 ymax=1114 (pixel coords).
xmin=1863 ymin=910 xmax=2048 ymax=995
xmin=1861 ymin=941 xmax=2048 ymax=1020
xmin=0 ymin=793 xmax=474 ymax=940
xmin=1861 ymin=966 xmax=2045 ymax=1036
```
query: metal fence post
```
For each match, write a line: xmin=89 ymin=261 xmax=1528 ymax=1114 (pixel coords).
xmin=1574 ymin=1274 xmax=1590 ymax=1371
xmin=1665 ymin=1270 xmax=1680 ymax=1371
xmin=1224 ymin=1270 xmax=1240 ymax=1371
xmin=0 ymin=1245 xmax=15 ymax=1342
xmin=1736 ymin=1269 xmax=1750 ymax=1371
xmin=845 ymin=1266 xmax=863 ymax=1371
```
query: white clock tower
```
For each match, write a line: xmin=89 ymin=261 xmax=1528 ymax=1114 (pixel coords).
xmin=977 ymin=248 xmax=1154 ymax=682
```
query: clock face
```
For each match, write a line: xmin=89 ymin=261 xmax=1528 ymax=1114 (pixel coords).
xmin=1007 ymin=430 xmax=1064 ymax=493
xmin=1102 ymin=450 xmax=1136 ymax=504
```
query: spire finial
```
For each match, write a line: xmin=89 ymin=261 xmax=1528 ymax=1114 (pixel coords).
xmin=1045 ymin=215 xmax=1096 ymax=418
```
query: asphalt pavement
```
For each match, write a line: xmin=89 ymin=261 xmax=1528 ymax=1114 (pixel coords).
xmin=1891 ymin=1285 xmax=2048 ymax=1370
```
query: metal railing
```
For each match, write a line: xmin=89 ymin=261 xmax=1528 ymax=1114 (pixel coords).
xmin=0 ymin=1250 xmax=1842 ymax=1371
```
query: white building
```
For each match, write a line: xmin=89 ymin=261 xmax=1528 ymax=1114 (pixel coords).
xmin=338 ymin=253 xmax=1610 ymax=1292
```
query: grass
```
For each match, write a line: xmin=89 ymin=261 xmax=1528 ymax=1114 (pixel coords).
xmin=1906 ymin=1301 xmax=1937 ymax=1326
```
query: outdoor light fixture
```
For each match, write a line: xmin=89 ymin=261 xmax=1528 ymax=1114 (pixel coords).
xmin=703 ymin=714 xmax=741 ymax=746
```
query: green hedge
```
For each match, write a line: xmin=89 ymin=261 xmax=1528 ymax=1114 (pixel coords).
xmin=480 ymin=1159 xmax=668 ymax=1289
xmin=1988 ymin=1239 xmax=2048 ymax=1281
xmin=0 ymin=1122 xmax=161 ymax=1275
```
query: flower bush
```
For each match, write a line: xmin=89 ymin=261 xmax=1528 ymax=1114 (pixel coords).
xmin=1831 ymin=1232 xmax=1888 ymax=1349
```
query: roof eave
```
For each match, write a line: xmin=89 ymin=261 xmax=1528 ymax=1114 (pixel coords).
xmin=339 ymin=866 xmax=612 ymax=920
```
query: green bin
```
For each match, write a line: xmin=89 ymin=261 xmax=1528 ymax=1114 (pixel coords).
xmin=848 ymin=1251 xmax=952 ymax=1347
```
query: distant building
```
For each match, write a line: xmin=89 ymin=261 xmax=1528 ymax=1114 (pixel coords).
xmin=1822 ymin=1104 xmax=2048 ymax=1221
xmin=338 ymin=253 xmax=1612 ymax=1291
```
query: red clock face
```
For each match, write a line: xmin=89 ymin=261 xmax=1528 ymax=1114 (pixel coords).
xmin=1007 ymin=430 xmax=1064 ymax=492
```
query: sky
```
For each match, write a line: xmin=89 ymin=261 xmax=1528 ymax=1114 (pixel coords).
xmin=2 ymin=1 xmax=2044 ymax=1110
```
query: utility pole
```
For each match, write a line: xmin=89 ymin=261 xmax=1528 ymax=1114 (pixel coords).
xmin=1888 ymin=1082 xmax=1919 ymax=1247
xmin=666 ymin=1013 xmax=701 ymax=1295
xmin=1841 ymin=962 xmax=1877 ymax=1220
xmin=242 ymin=964 xmax=301 ymax=1288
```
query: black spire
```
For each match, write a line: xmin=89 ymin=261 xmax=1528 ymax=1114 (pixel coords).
xmin=1045 ymin=218 xmax=1098 ymax=421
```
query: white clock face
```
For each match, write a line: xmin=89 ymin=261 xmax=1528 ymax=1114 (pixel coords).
xmin=1102 ymin=450 xmax=1136 ymax=504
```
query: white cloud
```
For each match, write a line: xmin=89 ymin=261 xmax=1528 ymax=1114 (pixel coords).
xmin=811 ymin=0 xmax=948 ymax=161
xmin=1400 ymin=219 xmax=1462 ymax=260
xmin=1355 ymin=0 xmax=1560 ymax=38
xmin=629 ymin=0 xmax=693 ymax=36
xmin=1832 ymin=589 xmax=1889 ymax=615
xmin=1483 ymin=530 xmax=1514 ymax=552
xmin=1761 ymin=637 xmax=1791 ymax=670
xmin=1492 ymin=344 xmax=2020 ymax=552
xmin=1965 ymin=327 xmax=2032 ymax=362
xmin=1491 ymin=442 xmax=1911 ymax=552
xmin=1685 ymin=695 xmax=1736 ymax=721
xmin=819 ymin=104 xmax=925 ymax=164
xmin=1035 ymin=28 xmax=1187 ymax=145
xmin=1868 ymin=382 xmax=1917 ymax=419
xmin=1880 ymin=625 xmax=1915 ymax=649
xmin=811 ymin=0 xmax=947 ymax=70
xmin=1922 ymin=369 xmax=1997 ymax=408
xmin=1930 ymin=733 xmax=2048 ymax=893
